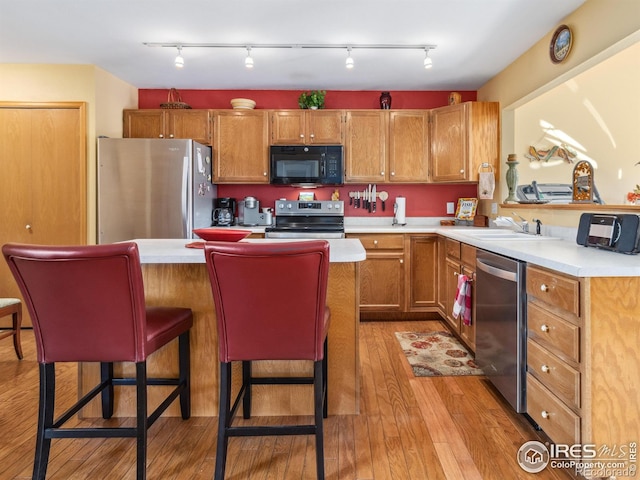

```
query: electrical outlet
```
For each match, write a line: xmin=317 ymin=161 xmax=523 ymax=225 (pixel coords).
xmin=446 ymin=202 xmax=455 ymax=214
xmin=491 ymin=202 xmax=498 ymax=214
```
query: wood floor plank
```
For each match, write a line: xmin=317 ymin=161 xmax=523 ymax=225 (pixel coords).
xmin=0 ymin=321 xmax=573 ymax=479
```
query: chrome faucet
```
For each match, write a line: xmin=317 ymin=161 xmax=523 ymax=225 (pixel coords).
xmin=533 ymin=218 xmax=543 ymax=235
xmin=511 ymin=212 xmax=529 ymax=234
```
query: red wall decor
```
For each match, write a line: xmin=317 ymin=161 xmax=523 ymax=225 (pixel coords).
xmin=216 ymin=183 xmax=479 ymax=218
xmin=138 ymin=89 xmax=477 ymax=110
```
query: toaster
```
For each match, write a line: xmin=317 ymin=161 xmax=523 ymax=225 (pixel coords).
xmin=576 ymin=213 xmax=640 ymax=254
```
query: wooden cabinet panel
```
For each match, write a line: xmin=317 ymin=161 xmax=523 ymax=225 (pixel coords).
xmin=345 ymin=111 xmax=387 ymax=183
xmin=527 ymin=265 xmax=580 ymax=317
xmin=388 ymin=111 xmax=429 ymax=182
xmin=359 ymin=251 xmax=404 ymax=312
xmin=430 ymin=102 xmax=499 ymax=182
xmin=123 ymin=109 xmax=212 ymax=145
xmin=407 ymin=235 xmax=438 ymax=310
xmin=528 ymin=301 xmax=580 ymax=363
xmin=356 ymin=234 xmax=404 ymax=250
xmin=527 ymin=374 xmax=581 ymax=446
xmin=445 ymin=238 xmax=461 ymax=259
xmin=527 ymin=339 xmax=580 ymax=409
xmin=213 ymin=110 xmax=269 ymax=183
xmin=270 ymin=110 xmax=344 ymax=145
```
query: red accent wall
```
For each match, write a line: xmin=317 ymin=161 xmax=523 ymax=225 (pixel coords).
xmin=138 ymin=89 xmax=477 ymax=110
xmin=138 ymin=89 xmax=480 ymax=218
xmin=216 ymin=183 xmax=478 ymax=218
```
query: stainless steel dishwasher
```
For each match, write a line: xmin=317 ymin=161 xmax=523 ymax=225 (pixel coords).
xmin=475 ymin=250 xmax=527 ymax=413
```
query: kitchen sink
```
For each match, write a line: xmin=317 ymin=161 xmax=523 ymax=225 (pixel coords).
xmin=460 ymin=231 xmax=560 ymax=241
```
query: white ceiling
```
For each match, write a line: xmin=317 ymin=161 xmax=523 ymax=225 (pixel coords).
xmin=0 ymin=0 xmax=586 ymax=91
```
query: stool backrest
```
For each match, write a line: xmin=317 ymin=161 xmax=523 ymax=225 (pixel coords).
xmin=2 ymin=242 xmax=148 ymax=363
xmin=204 ymin=241 xmax=330 ymax=362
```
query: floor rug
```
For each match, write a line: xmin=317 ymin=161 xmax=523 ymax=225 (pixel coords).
xmin=395 ymin=330 xmax=484 ymax=377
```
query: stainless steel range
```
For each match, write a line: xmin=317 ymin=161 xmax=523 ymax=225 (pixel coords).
xmin=265 ymin=200 xmax=344 ymax=238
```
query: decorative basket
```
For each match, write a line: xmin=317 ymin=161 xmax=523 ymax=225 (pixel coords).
xmin=160 ymin=88 xmax=191 ymax=109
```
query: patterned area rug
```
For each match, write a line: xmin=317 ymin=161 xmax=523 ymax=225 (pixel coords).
xmin=395 ymin=331 xmax=484 ymax=377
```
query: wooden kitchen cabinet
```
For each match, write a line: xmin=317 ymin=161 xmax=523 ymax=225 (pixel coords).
xmin=438 ymin=237 xmax=476 ymax=351
xmin=388 ymin=111 xmax=429 ymax=182
xmin=270 ymin=110 xmax=344 ymax=145
xmin=349 ymin=234 xmax=405 ymax=312
xmin=212 ymin=110 xmax=269 ymax=183
xmin=123 ymin=109 xmax=213 ymax=145
xmin=344 ymin=111 xmax=388 ymax=183
xmin=407 ymin=235 xmax=438 ymax=311
xmin=526 ymin=265 xmax=582 ymax=446
xmin=430 ymin=102 xmax=499 ymax=182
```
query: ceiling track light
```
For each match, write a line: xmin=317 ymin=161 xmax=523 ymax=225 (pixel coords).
xmin=174 ymin=46 xmax=184 ymax=69
xmin=345 ymin=47 xmax=354 ymax=69
xmin=423 ymin=48 xmax=433 ymax=69
xmin=244 ymin=46 xmax=254 ymax=68
xmin=145 ymin=43 xmax=438 ymax=69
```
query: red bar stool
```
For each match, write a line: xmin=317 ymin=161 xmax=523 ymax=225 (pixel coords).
xmin=2 ymin=242 xmax=193 ymax=480
xmin=0 ymin=298 xmax=23 ymax=359
xmin=204 ymin=240 xmax=330 ymax=480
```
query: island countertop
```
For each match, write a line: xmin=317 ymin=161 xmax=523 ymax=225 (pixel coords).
xmin=133 ymin=238 xmax=366 ymax=264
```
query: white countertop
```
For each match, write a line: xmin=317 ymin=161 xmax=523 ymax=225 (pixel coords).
xmin=190 ymin=217 xmax=640 ymax=277
xmin=133 ymin=238 xmax=366 ymax=264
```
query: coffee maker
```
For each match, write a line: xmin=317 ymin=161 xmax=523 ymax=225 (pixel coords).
xmin=213 ymin=197 xmax=236 ymax=226
xmin=238 ymin=196 xmax=261 ymax=226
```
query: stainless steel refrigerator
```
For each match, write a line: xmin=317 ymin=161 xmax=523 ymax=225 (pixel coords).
xmin=97 ymin=138 xmax=216 ymax=244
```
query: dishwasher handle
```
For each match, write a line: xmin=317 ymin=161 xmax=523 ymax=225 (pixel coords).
xmin=476 ymin=258 xmax=518 ymax=282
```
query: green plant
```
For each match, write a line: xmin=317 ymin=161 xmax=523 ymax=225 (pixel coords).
xmin=298 ymin=90 xmax=326 ymax=109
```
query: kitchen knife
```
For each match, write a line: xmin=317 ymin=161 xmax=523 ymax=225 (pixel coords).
xmin=355 ymin=191 xmax=360 ymax=208
xmin=367 ymin=184 xmax=372 ymax=212
xmin=372 ymin=184 xmax=377 ymax=213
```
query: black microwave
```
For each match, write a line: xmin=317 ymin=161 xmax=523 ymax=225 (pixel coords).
xmin=269 ymin=145 xmax=343 ymax=186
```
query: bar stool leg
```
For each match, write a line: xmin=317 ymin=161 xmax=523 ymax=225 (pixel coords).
xmin=13 ymin=306 xmax=23 ymax=359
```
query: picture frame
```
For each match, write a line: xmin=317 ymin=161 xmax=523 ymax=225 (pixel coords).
xmin=455 ymin=197 xmax=478 ymax=221
xmin=550 ymin=24 xmax=573 ymax=64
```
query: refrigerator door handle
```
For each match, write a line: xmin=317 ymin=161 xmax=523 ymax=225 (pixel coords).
xmin=182 ymin=156 xmax=190 ymax=237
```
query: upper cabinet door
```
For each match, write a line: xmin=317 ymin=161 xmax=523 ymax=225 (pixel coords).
xmin=123 ymin=110 xmax=165 ymax=139
xmin=344 ymin=110 xmax=388 ymax=183
xmin=430 ymin=103 xmax=468 ymax=182
xmin=388 ymin=111 xmax=430 ymax=182
xmin=213 ymin=110 xmax=269 ymax=183
xmin=306 ymin=110 xmax=344 ymax=144
xmin=430 ymin=102 xmax=499 ymax=182
xmin=167 ymin=110 xmax=213 ymax=145
xmin=270 ymin=110 xmax=344 ymax=145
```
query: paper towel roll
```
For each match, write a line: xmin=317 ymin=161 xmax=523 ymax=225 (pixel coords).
xmin=394 ymin=196 xmax=406 ymax=225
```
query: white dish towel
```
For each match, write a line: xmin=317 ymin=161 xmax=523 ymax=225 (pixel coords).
xmin=478 ymin=170 xmax=495 ymax=200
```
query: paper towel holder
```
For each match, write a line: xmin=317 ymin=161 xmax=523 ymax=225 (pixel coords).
xmin=392 ymin=196 xmax=406 ymax=226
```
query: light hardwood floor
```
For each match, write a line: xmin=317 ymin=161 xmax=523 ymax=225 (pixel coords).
xmin=0 ymin=321 xmax=570 ymax=479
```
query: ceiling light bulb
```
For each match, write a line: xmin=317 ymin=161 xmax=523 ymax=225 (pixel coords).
xmin=346 ymin=48 xmax=354 ymax=69
xmin=424 ymin=49 xmax=432 ymax=69
xmin=245 ymin=47 xmax=254 ymax=69
xmin=175 ymin=47 xmax=184 ymax=69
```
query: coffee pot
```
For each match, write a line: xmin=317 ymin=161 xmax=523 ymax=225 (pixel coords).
xmin=213 ymin=197 xmax=236 ymax=226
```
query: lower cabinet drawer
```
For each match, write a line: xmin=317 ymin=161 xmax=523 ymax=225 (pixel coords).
xmin=527 ymin=339 xmax=580 ymax=409
xmin=527 ymin=373 xmax=580 ymax=446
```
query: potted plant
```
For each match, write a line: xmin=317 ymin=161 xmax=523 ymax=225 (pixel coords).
xmin=298 ymin=90 xmax=326 ymax=109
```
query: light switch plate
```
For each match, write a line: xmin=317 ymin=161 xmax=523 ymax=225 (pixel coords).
xmin=446 ymin=202 xmax=455 ymax=214
xmin=491 ymin=202 xmax=498 ymax=214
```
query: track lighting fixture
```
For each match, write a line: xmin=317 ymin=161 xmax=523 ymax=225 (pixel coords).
xmin=145 ymin=43 xmax=438 ymax=70
xmin=244 ymin=47 xmax=254 ymax=68
xmin=345 ymin=47 xmax=354 ymax=69
xmin=423 ymin=48 xmax=433 ymax=69
xmin=174 ymin=46 xmax=184 ymax=69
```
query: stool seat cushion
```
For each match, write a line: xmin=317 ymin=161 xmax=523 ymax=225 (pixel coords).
xmin=146 ymin=307 xmax=193 ymax=354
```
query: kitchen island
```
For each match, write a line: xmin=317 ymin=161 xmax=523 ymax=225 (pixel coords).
xmin=79 ymin=238 xmax=366 ymax=417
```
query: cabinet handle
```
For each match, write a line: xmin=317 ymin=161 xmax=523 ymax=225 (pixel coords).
xmin=541 ymin=365 xmax=550 ymax=373
xmin=263 ymin=172 xmax=267 ymax=176
xmin=373 ymin=240 xmax=378 ymax=245
xmin=25 ymin=224 xmax=32 ymax=230
xmin=540 ymin=284 xmax=549 ymax=292
xmin=310 ymin=134 xmax=315 ymax=139
xmin=391 ymin=172 xmax=395 ymax=176
xmin=159 ymin=134 xmax=164 ymax=138
xmin=541 ymin=410 xmax=550 ymax=419
xmin=300 ymin=134 xmax=304 ymax=138
xmin=380 ymin=171 xmax=385 ymax=176
xmin=169 ymin=134 xmax=174 ymax=138
xmin=540 ymin=324 xmax=550 ymax=333
xmin=399 ymin=259 xmax=403 ymax=264
xmin=459 ymin=169 xmax=464 ymax=174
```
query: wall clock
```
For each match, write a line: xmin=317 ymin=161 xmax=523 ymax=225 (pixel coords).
xmin=550 ymin=25 xmax=573 ymax=64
